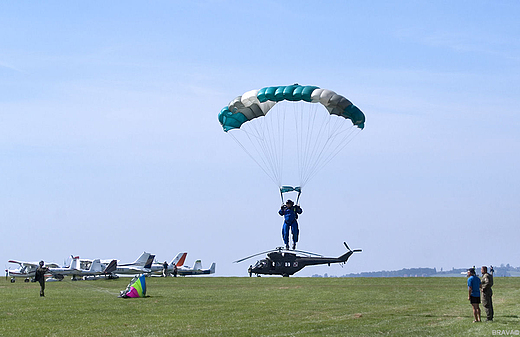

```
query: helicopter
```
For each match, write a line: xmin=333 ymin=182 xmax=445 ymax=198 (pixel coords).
xmin=234 ymin=242 xmax=361 ymax=277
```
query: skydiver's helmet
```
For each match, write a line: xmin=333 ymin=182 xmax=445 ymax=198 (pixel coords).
xmin=286 ymin=200 xmax=294 ymax=206
xmin=39 ymin=261 xmax=44 ymax=267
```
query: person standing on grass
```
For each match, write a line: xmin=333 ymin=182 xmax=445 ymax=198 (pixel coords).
xmin=162 ymin=261 xmax=169 ymax=277
xmin=481 ymin=266 xmax=494 ymax=321
xmin=467 ymin=267 xmax=481 ymax=322
xmin=35 ymin=261 xmax=49 ymax=297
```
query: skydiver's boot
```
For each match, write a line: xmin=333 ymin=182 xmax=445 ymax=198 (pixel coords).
xmin=292 ymin=243 xmax=296 ymax=250
xmin=285 ymin=244 xmax=289 ymax=250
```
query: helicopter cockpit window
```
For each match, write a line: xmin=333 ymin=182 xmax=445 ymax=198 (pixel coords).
xmin=254 ymin=261 xmax=265 ymax=268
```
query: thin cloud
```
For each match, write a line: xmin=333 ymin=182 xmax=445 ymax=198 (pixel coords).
xmin=0 ymin=61 xmax=25 ymax=74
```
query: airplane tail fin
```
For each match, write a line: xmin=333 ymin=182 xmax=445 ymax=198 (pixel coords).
xmin=132 ymin=252 xmax=151 ymax=266
xmin=89 ymin=259 xmax=103 ymax=273
xmin=144 ymin=255 xmax=155 ymax=269
xmin=209 ymin=263 xmax=216 ymax=274
xmin=70 ymin=256 xmax=80 ymax=270
xmin=170 ymin=252 xmax=187 ymax=267
xmin=103 ymin=260 xmax=117 ymax=274
xmin=193 ymin=260 xmax=202 ymax=270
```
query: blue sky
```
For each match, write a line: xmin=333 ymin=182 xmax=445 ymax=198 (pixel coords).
xmin=1 ymin=1 xmax=519 ymax=276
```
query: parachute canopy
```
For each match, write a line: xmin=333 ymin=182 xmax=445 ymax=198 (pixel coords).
xmin=218 ymin=84 xmax=365 ymax=194
xmin=119 ymin=274 xmax=146 ymax=298
xmin=219 ymin=84 xmax=365 ymax=132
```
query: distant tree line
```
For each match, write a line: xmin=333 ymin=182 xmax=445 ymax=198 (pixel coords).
xmin=311 ymin=264 xmax=519 ymax=278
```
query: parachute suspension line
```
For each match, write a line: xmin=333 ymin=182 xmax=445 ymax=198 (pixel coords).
xmin=302 ymin=114 xmax=342 ymax=185
xmin=229 ymin=132 xmax=279 ymax=187
xmin=262 ymin=102 xmax=284 ymax=187
xmin=243 ymin=126 xmax=279 ymax=184
xmin=296 ymin=103 xmax=333 ymax=187
xmin=291 ymin=103 xmax=363 ymax=188
xmin=234 ymin=102 xmax=288 ymax=187
xmin=308 ymin=106 xmax=334 ymax=184
xmin=293 ymin=103 xmax=305 ymax=187
xmin=272 ymin=101 xmax=287 ymax=187
xmin=297 ymin=103 xmax=320 ymax=188
xmin=303 ymin=125 xmax=361 ymax=185
xmin=277 ymin=102 xmax=287 ymax=187
xmin=253 ymin=108 xmax=279 ymax=185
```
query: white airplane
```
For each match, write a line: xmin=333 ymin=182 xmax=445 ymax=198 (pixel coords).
xmin=45 ymin=256 xmax=82 ymax=280
xmin=149 ymin=252 xmax=187 ymax=276
xmin=111 ymin=252 xmax=155 ymax=276
xmin=46 ymin=257 xmax=118 ymax=281
xmin=79 ymin=259 xmax=117 ymax=279
xmin=6 ymin=260 xmax=59 ymax=283
xmin=177 ymin=259 xmax=216 ymax=276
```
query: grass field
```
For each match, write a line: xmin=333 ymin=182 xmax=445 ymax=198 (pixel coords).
xmin=1 ymin=276 xmax=519 ymax=336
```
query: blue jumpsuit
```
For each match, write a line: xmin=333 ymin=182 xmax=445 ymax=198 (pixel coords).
xmin=279 ymin=205 xmax=302 ymax=246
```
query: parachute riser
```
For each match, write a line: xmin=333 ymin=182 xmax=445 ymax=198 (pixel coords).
xmin=279 ymin=186 xmax=302 ymax=205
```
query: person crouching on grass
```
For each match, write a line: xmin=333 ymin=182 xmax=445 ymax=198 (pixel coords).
xmin=467 ymin=267 xmax=481 ymax=322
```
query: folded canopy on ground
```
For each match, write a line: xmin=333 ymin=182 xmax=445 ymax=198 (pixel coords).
xmin=119 ymin=274 xmax=146 ymax=298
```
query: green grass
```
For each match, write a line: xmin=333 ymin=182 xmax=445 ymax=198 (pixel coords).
xmin=1 ymin=277 xmax=519 ymax=336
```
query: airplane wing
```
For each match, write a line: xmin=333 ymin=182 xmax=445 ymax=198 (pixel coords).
xmin=8 ymin=260 xmax=38 ymax=266
xmin=8 ymin=260 xmax=59 ymax=268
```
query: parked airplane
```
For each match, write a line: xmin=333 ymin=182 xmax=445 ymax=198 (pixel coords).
xmin=177 ymin=259 xmax=216 ymax=276
xmin=117 ymin=252 xmax=153 ymax=268
xmin=7 ymin=260 xmax=59 ymax=283
xmin=79 ymin=259 xmax=117 ymax=280
xmin=111 ymin=252 xmax=155 ymax=276
xmin=45 ymin=256 xmax=82 ymax=280
xmin=149 ymin=252 xmax=188 ymax=276
xmin=46 ymin=257 xmax=118 ymax=281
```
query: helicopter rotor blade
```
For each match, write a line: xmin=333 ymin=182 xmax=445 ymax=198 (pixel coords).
xmin=344 ymin=242 xmax=351 ymax=251
xmin=233 ymin=249 xmax=277 ymax=263
xmin=291 ymin=249 xmax=323 ymax=257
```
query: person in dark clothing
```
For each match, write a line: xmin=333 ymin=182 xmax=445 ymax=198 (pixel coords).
xmin=35 ymin=261 xmax=49 ymax=297
xmin=481 ymin=266 xmax=494 ymax=321
xmin=162 ymin=261 xmax=169 ymax=277
xmin=173 ymin=265 xmax=178 ymax=277
xmin=279 ymin=199 xmax=302 ymax=250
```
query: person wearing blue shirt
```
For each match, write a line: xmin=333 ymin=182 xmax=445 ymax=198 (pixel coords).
xmin=467 ymin=267 xmax=481 ymax=322
xmin=279 ymin=200 xmax=302 ymax=250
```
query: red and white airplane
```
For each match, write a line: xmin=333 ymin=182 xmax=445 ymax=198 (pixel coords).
xmin=149 ymin=252 xmax=187 ymax=276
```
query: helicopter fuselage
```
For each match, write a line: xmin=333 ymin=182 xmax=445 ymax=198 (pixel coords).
xmin=250 ymin=249 xmax=359 ymax=277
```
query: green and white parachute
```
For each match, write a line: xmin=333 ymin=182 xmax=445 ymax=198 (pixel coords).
xmin=218 ymin=84 xmax=365 ymax=201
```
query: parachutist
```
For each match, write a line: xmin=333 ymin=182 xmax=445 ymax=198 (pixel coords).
xmin=279 ymin=200 xmax=302 ymax=250
xmin=35 ymin=261 xmax=49 ymax=297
